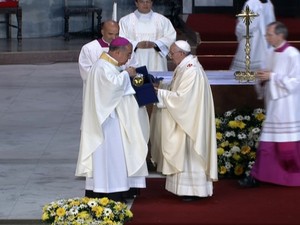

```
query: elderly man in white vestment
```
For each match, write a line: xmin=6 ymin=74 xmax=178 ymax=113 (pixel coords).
xmin=119 ymin=0 xmax=176 ymax=71
xmin=230 ymin=0 xmax=275 ymax=71
xmin=76 ymin=37 xmax=149 ymax=202
xmin=239 ymin=21 xmax=300 ymax=187
xmin=150 ymin=40 xmax=218 ymax=201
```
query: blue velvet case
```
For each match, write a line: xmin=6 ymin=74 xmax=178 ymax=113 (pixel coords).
xmin=131 ymin=66 xmax=160 ymax=107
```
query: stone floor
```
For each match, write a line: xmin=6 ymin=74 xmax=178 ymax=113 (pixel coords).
xmin=0 ymin=62 xmax=90 ymax=220
xmin=0 ymin=36 xmax=89 ymax=65
xmin=0 ymin=60 xmax=166 ymax=221
xmin=0 ymin=24 xmax=196 ymax=222
xmin=0 ymin=36 xmax=166 ymax=223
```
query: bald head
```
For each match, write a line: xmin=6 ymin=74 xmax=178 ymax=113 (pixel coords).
xmin=101 ymin=20 xmax=119 ymax=44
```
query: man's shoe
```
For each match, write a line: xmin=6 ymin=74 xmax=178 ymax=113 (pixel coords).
xmin=182 ymin=196 xmax=201 ymax=202
xmin=107 ymin=192 xmax=124 ymax=203
xmin=238 ymin=176 xmax=259 ymax=187
xmin=85 ymin=190 xmax=95 ymax=198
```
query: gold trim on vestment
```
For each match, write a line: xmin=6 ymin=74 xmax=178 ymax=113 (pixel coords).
xmin=100 ymin=52 xmax=119 ymax=66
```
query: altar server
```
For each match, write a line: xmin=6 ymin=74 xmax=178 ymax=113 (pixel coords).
xmin=239 ymin=21 xmax=300 ymax=187
xmin=150 ymin=40 xmax=218 ymax=201
xmin=119 ymin=0 xmax=176 ymax=71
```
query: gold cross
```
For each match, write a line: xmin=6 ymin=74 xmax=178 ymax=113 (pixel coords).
xmin=237 ymin=5 xmax=259 ymax=37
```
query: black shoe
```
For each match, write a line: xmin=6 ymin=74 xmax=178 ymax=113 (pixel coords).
xmin=85 ymin=190 xmax=95 ymax=198
xmin=107 ymin=192 xmax=127 ymax=203
xmin=182 ymin=196 xmax=201 ymax=202
xmin=93 ymin=192 xmax=107 ymax=199
xmin=238 ymin=176 xmax=259 ymax=187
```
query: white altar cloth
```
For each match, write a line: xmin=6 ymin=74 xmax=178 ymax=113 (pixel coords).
xmin=150 ymin=70 xmax=255 ymax=86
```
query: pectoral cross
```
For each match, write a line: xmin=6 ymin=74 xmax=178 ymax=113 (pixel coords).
xmin=234 ymin=5 xmax=259 ymax=82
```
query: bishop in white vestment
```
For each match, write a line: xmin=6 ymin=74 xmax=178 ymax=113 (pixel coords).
xmin=76 ymin=37 xmax=149 ymax=201
xmin=78 ymin=20 xmax=119 ymax=194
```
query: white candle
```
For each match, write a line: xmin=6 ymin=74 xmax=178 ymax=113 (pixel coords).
xmin=112 ymin=2 xmax=117 ymax=21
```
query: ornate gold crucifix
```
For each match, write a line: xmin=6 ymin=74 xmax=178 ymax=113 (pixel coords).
xmin=234 ymin=5 xmax=259 ymax=82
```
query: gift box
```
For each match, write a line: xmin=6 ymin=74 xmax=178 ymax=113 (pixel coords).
xmin=131 ymin=66 xmax=160 ymax=107
xmin=0 ymin=0 xmax=19 ymax=8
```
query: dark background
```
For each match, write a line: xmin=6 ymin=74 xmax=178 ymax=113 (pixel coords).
xmin=190 ymin=0 xmax=300 ymax=17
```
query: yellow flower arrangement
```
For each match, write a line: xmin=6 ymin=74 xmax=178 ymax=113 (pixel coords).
xmin=216 ymin=108 xmax=265 ymax=178
xmin=42 ymin=197 xmax=133 ymax=225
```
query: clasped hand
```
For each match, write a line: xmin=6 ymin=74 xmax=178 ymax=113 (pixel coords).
xmin=256 ymin=70 xmax=271 ymax=81
xmin=137 ymin=41 xmax=155 ymax=49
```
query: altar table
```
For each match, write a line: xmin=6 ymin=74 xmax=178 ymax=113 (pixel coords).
xmin=150 ymin=70 xmax=264 ymax=114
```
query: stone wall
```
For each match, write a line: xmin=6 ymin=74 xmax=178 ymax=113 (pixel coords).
xmin=0 ymin=0 xmax=177 ymax=38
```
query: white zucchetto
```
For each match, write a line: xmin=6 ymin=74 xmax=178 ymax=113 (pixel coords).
xmin=175 ymin=40 xmax=191 ymax=53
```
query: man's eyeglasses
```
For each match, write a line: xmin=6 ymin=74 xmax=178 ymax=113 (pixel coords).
xmin=168 ymin=51 xmax=181 ymax=58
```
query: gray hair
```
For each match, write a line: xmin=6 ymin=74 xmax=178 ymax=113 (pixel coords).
xmin=268 ymin=21 xmax=288 ymax=39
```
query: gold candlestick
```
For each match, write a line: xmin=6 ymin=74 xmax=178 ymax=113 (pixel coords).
xmin=234 ymin=5 xmax=259 ymax=82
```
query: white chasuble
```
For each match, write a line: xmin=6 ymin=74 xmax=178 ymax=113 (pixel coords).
xmin=76 ymin=53 xmax=149 ymax=192
xmin=150 ymin=55 xmax=218 ymax=196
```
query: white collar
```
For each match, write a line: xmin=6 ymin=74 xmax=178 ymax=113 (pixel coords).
xmin=134 ymin=9 xmax=153 ymax=19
